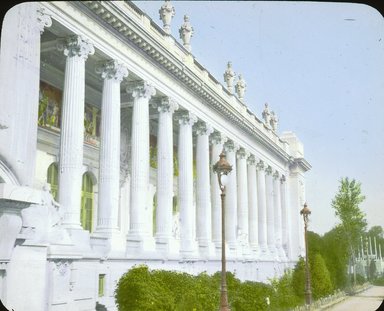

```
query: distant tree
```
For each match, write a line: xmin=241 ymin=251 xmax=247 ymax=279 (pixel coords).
xmin=368 ymin=226 xmax=383 ymax=239
xmin=331 ymin=177 xmax=367 ymax=286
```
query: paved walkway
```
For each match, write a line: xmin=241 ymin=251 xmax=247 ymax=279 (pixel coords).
xmin=326 ymin=286 xmax=384 ymax=311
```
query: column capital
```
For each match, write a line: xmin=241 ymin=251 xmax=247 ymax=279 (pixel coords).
xmin=280 ymin=174 xmax=286 ymax=184
xmin=193 ymin=120 xmax=213 ymax=136
xmin=265 ymin=165 xmax=273 ymax=175
xmin=152 ymin=97 xmax=179 ymax=114
xmin=237 ymin=147 xmax=250 ymax=160
xmin=176 ymin=111 xmax=197 ymax=126
xmin=223 ymin=139 xmax=240 ymax=153
xmin=37 ymin=6 xmax=52 ymax=34
xmin=95 ymin=60 xmax=128 ymax=82
xmin=57 ymin=35 xmax=95 ymax=60
xmin=247 ymin=154 xmax=256 ymax=166
xmin=210 ymin=130 xmax=227 ymax=145
xmin=256 ymin=160 xmax=265 ymax=171
xmin=273 ymin=170 xmax=280 ymax=180
xmin=127 ymin=81 xmax=156 ymax=99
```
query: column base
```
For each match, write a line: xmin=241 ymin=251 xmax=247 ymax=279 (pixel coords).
xmin=65 ymin=227 xmax=92 ymax=253
xmin=91 ymin=230 xmax=125 ymax=256
xmin=258 ymin=243 xmax=273 ymax=261
xmin=155 ymin=235 xmax=180 ymax=257
xmin=180 ymin=239 xmax=198 ymax=259
xmin=249 ymin=243 xmax=260 ymax=260
xmin=227 ymin=240 xmax=239 ymax=259
xmin=197 ymin=239 xmax=216 ymax=259
xmin=126 ymin=233 xmax=155 ymax=256
xmin=268 ymin=244 xmax=280 ymax=261
xmin=277 ymin=244 xmax=288 ymax=261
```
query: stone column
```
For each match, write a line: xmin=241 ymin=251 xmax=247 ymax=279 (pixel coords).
xmin=237 ymin=148 xmax=250 ymax=255
xmin=256 ymin=160 xmax=268 ymax=256
xmin=126 ymin=81 xmax=156 ymax=251
xmin=0 ymin=4 xmax=51 ymax=187
xmin=210 ymin=131 xmax=227 ymax=250
xmin=280 ymin=175 xmax=292 ymax=258
xmin=265 ymin=165 xmax=278 ymax=258
xmin=273 ymin=170 xmax=286 ymax=260
xmin=153 ymin=97 xmax=178 ymax=250
xmin=57 ymin=35 xmax=94 ymax=228
xmin=194 ymin=120 xmax=214 ymax=256
xmin=177 ymin=111 xmax=197 ymax=256
xmin=95 ymin=60 xmax=128 ymax=234
xmin=247 ymin=155 xmax=259 ymax=255
xmin=223 ymin=139 xmax=239 ymax=254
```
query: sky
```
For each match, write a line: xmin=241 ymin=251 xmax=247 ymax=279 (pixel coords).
xmin=133 ymin=1 xmax=384 ymax=235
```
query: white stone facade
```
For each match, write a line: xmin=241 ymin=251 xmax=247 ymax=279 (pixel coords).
xmin=0 ymin=2 xmax=311 ymax=310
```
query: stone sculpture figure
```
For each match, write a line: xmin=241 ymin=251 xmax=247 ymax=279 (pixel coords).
xmin=235 ymin=74 xmax=246 ymax=100
xmin=270 ymin=111 xmax=278 ymax=132
xmin=179 ymin=15 xmax=194 ymax=52
xmin=262 ymin=103 xmax=271 ymax=128
xmin=223 ymin=61 xmax=236 ymax=93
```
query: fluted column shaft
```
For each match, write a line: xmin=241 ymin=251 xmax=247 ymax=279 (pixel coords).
xmin=154 ymin=98 xmax=178 ymax=241
xmin=280 ymin=175 xmax=292 ymax=258
xmin=247 ymin=155 xmax=258 ymax=251
xmin=237 ymin=148 xmax=249 ymax=243
xmin=224 ymin=140 xmax=239 ymax=249
xmin=195 ymin=121 xmax=213 ymax=246
xmin=58 ymin=35 xmax=94 ymax=227
xmin=273 ymin=171 xmax=285 ymax=259
xmin=257 ymin=161 xmax=268 ymax=253
xmin=96 ymin=61 xmax=128 ymax=232
xmin=210 ymin=132 xmax=226 ymax=246
xmin=128 ymin=82 xmax=156 ymax=236
xmin=178 ymin=112 xmax=197 ymax=253
xmin=266 ymin=166 xmax=277 ymax=256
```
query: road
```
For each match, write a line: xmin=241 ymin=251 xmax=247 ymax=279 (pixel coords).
xmin=327 ymin=286 xmax=384 ymax=311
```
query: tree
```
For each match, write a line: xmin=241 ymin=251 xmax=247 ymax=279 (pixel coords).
xmin=310 ymin=253 xmax=333 ymax=299
xmin=331 ymin=177 xmax=367 ymax=286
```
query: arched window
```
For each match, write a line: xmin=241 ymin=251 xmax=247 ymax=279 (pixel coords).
xmin=47 ymin=163 xmax=59 ymax=201
xmin=81 ymin=173 xmax=94 ymax=232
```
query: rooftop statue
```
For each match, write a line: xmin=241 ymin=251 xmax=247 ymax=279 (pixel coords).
xmin=223 ymin=61 xmax=236 ymax=93
xmin=235 ymin=74 xmax=246 ymax=101
xmin=179 ymin=15 xmax=194 ymax=52
xmin=262 ymin=103 xmax=271 ymax=128
xmin=270 ymin=111 xmax=278 ymax=132
xmin=159 ymin=0 xmax=175 ymax=35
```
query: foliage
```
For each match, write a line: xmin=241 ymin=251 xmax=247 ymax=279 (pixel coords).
xmin=372 ymin=276 xmax=384 ymax=286
xmin=116 ymin=266 xmax=309 ymax=311
xmin=269 ymin=270 xmax=302 ymax=310
xmin=320 ymin=226 xmax=349 ymax=289
xmin=291 ymin=257 xmax=306 ymax=299
xmin=310 ymin=253 xmax=333 ymax=299
xmin=331 ymin=178 xmax=367 ymax=252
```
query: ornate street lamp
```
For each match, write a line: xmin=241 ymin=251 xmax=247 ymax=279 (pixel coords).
xmin=300 ymin=203 xmax=312 ymax=308
xmin=213 ymin=152 xmax=232 ymax=311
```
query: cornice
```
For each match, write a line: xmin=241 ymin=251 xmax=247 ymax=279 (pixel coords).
xmin=68 ymin=1 xmax=301 ymax=164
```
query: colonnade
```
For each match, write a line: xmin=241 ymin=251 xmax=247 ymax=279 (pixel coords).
xmin=54 ymin=34 xmax=291 ymax=261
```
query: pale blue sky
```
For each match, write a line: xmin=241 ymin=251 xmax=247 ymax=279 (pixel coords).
xmin=133 ymin=1 xmax=384 ymax=234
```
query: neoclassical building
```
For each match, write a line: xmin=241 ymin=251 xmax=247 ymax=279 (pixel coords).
xmin=0 ymin=1 xmax=310 ymax=310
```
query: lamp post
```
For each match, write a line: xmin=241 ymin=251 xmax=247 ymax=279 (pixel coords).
xmin=213 ymin=152 xmax=232 ymax=311
xmin=300 ymin=203 xmax=312 ymax=308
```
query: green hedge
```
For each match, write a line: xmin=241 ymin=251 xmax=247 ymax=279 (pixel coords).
xmin=115 ymin=265 xmax=305 ymax=311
